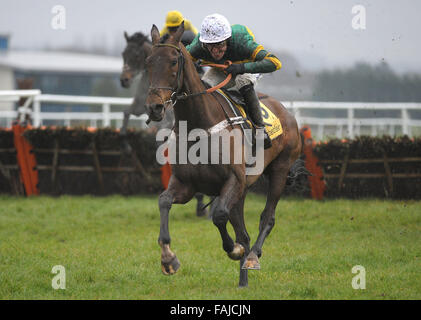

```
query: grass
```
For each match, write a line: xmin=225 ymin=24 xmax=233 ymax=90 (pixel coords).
xmin=0 ymin=194 xmax=420 ymax=300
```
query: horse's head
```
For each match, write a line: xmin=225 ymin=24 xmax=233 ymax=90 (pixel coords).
xmin=144 ymin=23 xmax=185 ymax=122
xmin=120 ymin=31 xmax=151 ymax=88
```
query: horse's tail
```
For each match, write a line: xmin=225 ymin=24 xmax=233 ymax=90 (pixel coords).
xmin=287 ymin=158 xmax=311 ymax=181
xmin=287 ymin=128 xmax=309 ymax=179
xmin=285 ymin=157 xmax=312 ymax=196
xmin=299 ymin=131 xmax=305 ymax=155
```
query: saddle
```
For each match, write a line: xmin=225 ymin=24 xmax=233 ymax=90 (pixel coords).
xmin=209 ymin=87 xmax=283 ymax=142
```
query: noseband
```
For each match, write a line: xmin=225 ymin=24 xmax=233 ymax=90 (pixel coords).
xmin=148 ymin=43 xmax=186 ymax=106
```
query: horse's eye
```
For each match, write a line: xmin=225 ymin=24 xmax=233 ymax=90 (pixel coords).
xmin=171 ymin=60 xmax=178 ymax=67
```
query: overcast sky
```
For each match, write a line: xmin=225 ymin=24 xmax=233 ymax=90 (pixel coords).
xmin=1 ymin=0 xmax=420 ymax=73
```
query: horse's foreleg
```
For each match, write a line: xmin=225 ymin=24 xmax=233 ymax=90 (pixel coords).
xmin=158 ymin=176 xmax=195 ymax=275
xmin=120 ymin=109 xmax=132 ymax=154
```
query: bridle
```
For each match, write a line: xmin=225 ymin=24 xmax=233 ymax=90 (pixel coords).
xmin=147 ymin=42 xmax=233 ymax=108
xmin=147 ymin=43 xmax=186 ymax=107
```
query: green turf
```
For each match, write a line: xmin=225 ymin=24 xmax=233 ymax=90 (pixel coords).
xmin=0 ymin=194 xmax=419 ymax=299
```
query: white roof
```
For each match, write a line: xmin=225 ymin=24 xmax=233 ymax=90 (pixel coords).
xmin=0 ymin=50 xmax=123 ymax=74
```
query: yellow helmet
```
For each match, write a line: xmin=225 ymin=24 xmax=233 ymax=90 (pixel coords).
xmin=165 ymin=10 xmax=184 ymax=27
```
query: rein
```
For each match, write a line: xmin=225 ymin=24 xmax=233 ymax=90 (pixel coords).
xmin=177 ymin=61 xmax=233 ymax=100
xmin=148 ymin=43 xmax=232 ymax=105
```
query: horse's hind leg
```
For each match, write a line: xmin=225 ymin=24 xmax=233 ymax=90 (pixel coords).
xmin=194 ymin=193 xmax=208 ymax=217
xmin=228 ymin=192 xmax=250 ymax=287
xmin=242 ymin=153 xmax=293 ymax=270
xmin=212 ymin=174 xmax=246 ymax=261
xmin=158 ymin=175 xmax=195 ymax=275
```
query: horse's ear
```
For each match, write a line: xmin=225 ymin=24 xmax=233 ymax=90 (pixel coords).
xmin=172 ymin=21 xmax=185 ymax=44
xmin=151 ymin=24 xmax=160 ymax=45
xmin=124 ymin=31 xmax=129 ymax=42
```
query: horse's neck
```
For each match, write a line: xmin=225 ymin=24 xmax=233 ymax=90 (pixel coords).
xmin=173 ymin=52 xmax=225 ymax=130
xmin=132 ymin=70 xmax=149 ymax=112
xmin=143 ymin=41 xmax=152 ymax=58
xmin=174 ymin=85 xmax=216 ymax=131
xmin=136 ymin=43 xmax=152 ymax=75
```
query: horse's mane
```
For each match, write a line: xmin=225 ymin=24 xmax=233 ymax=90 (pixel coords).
xmin=127 ymin=32 xmax=151 ymax=45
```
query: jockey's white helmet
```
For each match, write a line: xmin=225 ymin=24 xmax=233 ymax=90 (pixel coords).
xmin=199 ymin=13 xmax=232 ymax=43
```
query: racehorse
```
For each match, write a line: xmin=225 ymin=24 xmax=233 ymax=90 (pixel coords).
xmin=144 ymin=23 xmax=302 ymax=287
xmin=120 ymin=31 xmax=208 ymax=217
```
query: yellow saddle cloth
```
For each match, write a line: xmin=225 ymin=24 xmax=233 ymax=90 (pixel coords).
xmin=216 ymin=89 xmax=283 ymax=140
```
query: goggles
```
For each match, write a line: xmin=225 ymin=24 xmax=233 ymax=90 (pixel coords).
xmin=205 ymin=40 xmax=227 ymax=51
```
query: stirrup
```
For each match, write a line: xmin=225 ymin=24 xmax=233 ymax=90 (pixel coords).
xmin=263 ymin=131 xmax=272 ymax=149
xmin=255 ymin=126 xmax=272 ymax=149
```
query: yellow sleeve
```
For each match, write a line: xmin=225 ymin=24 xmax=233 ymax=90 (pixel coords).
xmin=184 ymin=20 xmax=198 ymax=35
xmin=160 ymin=26 xmax=169 ymax=37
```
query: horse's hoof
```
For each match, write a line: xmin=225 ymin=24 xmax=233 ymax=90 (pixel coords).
xmin=227 ymin=243 xmax=245 ymax=261
xmin=161 ymin=255 xmax=180 ymax=275
xmin=241 ymin=251 xmax=260 ymax=270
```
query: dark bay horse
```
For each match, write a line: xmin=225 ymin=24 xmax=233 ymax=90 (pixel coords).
xmin=145 ymin=23 xmax=302 ymax=287
xmin=120 ymin=31 xmax=208 ymax=217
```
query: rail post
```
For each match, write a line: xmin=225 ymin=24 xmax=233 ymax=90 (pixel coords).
xmin=347 ymin=108 xmax=354 ymax=139
xmin=103 ymin=103 xmax=111 ymax=127
xmin=33 ymin=99 xmax=41 ymax=127
xmin=401 ymin=108 xmax=409 ymax=136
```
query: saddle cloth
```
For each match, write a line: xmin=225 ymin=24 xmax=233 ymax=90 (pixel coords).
xmin=215 ymin=89 xmax=283 ymax=141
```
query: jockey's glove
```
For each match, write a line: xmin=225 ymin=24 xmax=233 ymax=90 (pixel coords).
xmin=225 ymin=63 xmax=246 ymax=78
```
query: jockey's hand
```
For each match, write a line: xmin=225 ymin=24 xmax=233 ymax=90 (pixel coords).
xmin=225 ymin=63 xmax=246 ymax=78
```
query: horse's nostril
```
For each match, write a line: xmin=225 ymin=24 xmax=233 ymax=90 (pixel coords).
xmin=120 ymin=77 xmax=130 ymax=88
xmin=146 ymin=104 xmax=164 ymax=121
xmin=156 ymin=104 xmax=164 ymax=113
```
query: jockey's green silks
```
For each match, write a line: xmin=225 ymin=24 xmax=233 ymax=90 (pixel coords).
xmin=186 ymin=24 xmax=282 ymax=74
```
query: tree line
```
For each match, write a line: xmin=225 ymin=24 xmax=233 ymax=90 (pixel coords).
xmin=312 ymin=61 xmax=421 ymax=102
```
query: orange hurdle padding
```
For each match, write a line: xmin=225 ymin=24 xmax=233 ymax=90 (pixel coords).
xmin=22 ymin=124 xmax=39 ymax=195
xmin=301 ymin=126 xmax=325 ymax=200
xmin=160 ymin=163 xmax=172 ymax=190
xmin=160 ymin=147 xmax=172 ymax=189
xmin=12 ymin=123 xmax=39 ymax=196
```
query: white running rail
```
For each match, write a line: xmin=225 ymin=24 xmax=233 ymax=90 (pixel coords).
xmin=1 ymin=90 xmax=420 ymax=139
xmin=0 ymin=90 xmax=147 ymax=129
xmin=283 ymin=101 xmax=421 ymax=139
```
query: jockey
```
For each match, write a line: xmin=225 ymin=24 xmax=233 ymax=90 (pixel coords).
xmin=160 ymin=10 xmax=198 ymax=47
xmin=186 ymin=13 xmax=281 ymax=149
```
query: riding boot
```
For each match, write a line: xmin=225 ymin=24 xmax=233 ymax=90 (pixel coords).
xmin=239 ymin=84 xmax=272 ymax=149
